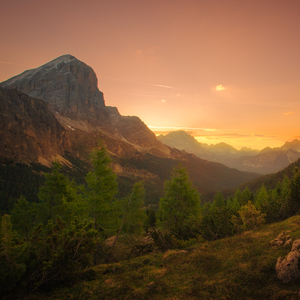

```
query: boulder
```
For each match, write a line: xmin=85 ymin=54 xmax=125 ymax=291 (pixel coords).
xmin=276 ymin=250 xmax=300 ymax=283
xmin=291 ymin=239 xmax=300 ymax=251
xmin=276 ymin=239 xmax=300 ymax=283
xmin=269 ymin=231 xmax=292 ymax=247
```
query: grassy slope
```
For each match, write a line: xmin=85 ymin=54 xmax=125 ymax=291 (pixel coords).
xmin=23 ymin=215 xmax=300 ymax=300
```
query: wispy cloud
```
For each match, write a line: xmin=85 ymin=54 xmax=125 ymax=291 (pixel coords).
xmin=136 ymin=46 xmax=160 ymax=56
xmin=0 ymin=61 xmax=30 ymax=67
xmin=152 ymin=83 xmax=182 ymax=90
xmin=98 ymin=75 xmax=186 ymax=90
xmin=283 ymin=111 xmax=295 ymax=116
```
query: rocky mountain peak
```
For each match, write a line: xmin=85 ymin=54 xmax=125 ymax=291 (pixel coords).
xmin=1 ymin=54 xmax=108 ymax=126
xmin=282 ymin=139 xmax=300 ymax=151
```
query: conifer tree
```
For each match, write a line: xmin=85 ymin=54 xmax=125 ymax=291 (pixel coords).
xmin=255 ymin=185 xmax=268 ymax=209
xmin=37 ymin=162 xmax=79 ymax=223
xmin=288 ymin=166 xmax=300 ymax=215
xmin=11 ymin=196 xmax=34 ymax=241
xmin=241 ymin=187 xmax=252 ymax=206
xmin=85 ymin=144 xmax=120 ymax=235
xmin=212 ymin=192 xmax=225 ymax=210
xmin=159 ymin=165 xmax=201 ymax=240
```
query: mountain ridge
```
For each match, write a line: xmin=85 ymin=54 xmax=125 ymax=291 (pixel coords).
xmin=0 ymin=54 xmax=260 ymax=199
xmin=158 ymin=130 xmax=300 ymax=174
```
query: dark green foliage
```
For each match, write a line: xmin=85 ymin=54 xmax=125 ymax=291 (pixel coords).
xmin=11 ymin=196 xmax=35 ymax=241
xmin=0 ymin=159 xmax=46 ymax=214
xmin=0 ymin=215 xmax=26 ymax=297
xmin=144 ymin=208 xmax=157 ymax=231
xmin=212 ymin=191 xmax=225 ymax=209
xmin=85 ymin=144 xmax=120 ymax=235
xmin=121 ymin=181 xmax=146 ymax=234
xmin=149 ymin=228 xmax=196 ymax=251
xmin=241 ymin=186 xmax=253 ymax=205
xmin=289 ymin=166 xmax=300 ymax=215
xmin=159 ymin=165 xmax=201 ymax=240
xmin=38 ymin=162 xmax=79 ymax=222
xmin=199 ymin=207 xmax=235 ymax=240
xmin=255 ymin=185 xmax=269 ymax=209
xmin=25 ymin=217 xmax=99 ymax=291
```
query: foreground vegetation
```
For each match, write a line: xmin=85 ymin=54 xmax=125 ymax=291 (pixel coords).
xmin=16 ymin=215 xmax=300 ymax=299
xmin=2 ymin=143 xmax=300 ymax=299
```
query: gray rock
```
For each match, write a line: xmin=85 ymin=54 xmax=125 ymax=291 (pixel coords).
xmin=1 ymin=55 xmax=109 ymax=126
xmin=291 ymin=239 xmax=300 ymax=251
xmin=270 ymin=231 xmax=292 ymax=247
xmin=276 ymin=250 xmax=300 ymax=283
xmin=284 ymin=238 xmax=293 ymax=247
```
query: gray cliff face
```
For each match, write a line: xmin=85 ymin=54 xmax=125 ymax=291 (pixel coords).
xmin=1 ymin=55 xmax=109 ymax=125
xmin=0 ymin=87 xmax=70 ymax=164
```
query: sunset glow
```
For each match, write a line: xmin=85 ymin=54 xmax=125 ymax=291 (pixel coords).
xmin=1 ymin=0 xmax=300 ymax=150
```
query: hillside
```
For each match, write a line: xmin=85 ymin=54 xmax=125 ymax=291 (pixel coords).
xmin=17 ymin=214 xmax=300 ymax=300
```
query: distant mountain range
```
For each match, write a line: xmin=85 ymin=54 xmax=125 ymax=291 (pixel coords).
xmin=157 ymin=131 xmax=300 ymax=174
xmin=0 ymin=55 xmax=260 ymax=202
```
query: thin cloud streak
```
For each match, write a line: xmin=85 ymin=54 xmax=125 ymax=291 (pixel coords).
xmin=99 ymin=75 xmax=186 ymax=91
xmin=0 ymin=61 xmax=30 ymax=67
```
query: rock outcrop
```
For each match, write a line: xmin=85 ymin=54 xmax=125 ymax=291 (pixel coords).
xmin=1 ymin=55 xmax=109 ymax=126
xmin=276 ymin=239 xmax=300 ymax=283
xmin=0 ymin=87 xmax=70 ymax=165
xmin=269 ymin=231 xmax=293 ymax=247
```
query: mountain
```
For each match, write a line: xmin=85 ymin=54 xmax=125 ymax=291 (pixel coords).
xmin=1 ymin=55 xmax=171 ymax=159
xmin=239 ymin=145 xmax=300 ymax=174
xmin=158 ymin=130 xmax=259 ymax=167
xmin=0 ymin=87 xmax=70 ymax=166
xmin=158 ymin=130 xmax=300 ymax=174
xmin=1 ymin=55 xmax=108 ymax=126
xmin=0 ymin=55 xmax=260 ymax=203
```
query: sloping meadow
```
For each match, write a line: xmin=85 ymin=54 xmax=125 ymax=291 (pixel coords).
xmin=20 ymin=215 xmax=300 ymax=299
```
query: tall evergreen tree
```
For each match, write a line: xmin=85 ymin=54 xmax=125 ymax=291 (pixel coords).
xmin=288 ymin=166 xmax=300 ymax=215
xmin=159 ymin=165 xmax=201 ymax=240
xmin=37 ymin=162 xmax=79 ymax=224
xmin=212 ymin=192 xmax=225 ymax=210
xmin=255 ymin=185 xmax=268 ymax=209
xmin=85 ymin=144 xmax=120 ymax=235
xmin=11 ymin=196 xmax=35 ymax=241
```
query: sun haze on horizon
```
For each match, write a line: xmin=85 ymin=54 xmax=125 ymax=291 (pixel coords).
xmin=1 ymin=0 xmax=300 ymax=150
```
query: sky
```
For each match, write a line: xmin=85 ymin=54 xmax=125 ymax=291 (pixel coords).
xmin=1 ymin=0 xmax=300 ymax=150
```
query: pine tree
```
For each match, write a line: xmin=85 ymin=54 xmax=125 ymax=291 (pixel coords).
xmin=109 ymin=181 xmax=146 ymax=252
xmin=288 ymin=166 xmax=300 ymax=215
xmin=241 ymin=187 xmax=252 ymax=206
xmin=255 ymin=185 xmax=268 ymax=209
xmin=11 ymin=196 xmax=34 ymax=241
xmin=212 ymin=192 xmax=225 ymax=210
xmin=159 ymin=165 xmax=201 ymax=240
xmin=37 ymin=162 xmax=79 ymax=224
xmin=85 ymin=144 xmax=120 ymax=235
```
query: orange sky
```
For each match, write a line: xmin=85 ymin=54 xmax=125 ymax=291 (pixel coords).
xmin=1 ymin=0 xmax=300 ymax=150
